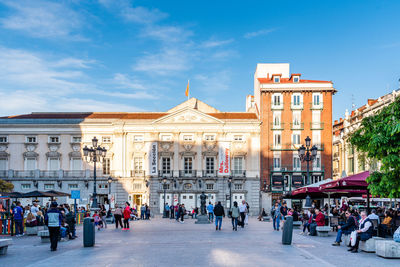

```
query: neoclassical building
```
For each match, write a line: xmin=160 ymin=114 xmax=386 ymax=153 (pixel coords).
xmin=332 ymin=89 xmax=400 ymax=179
xmin=0 ymin=98 xmax=261 ymax=215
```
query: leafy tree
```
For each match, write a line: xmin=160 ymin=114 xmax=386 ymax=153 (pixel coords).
xmin=0 ymin=179 xmax=14 ymax=192
xmin=349 ymin=97 xmax=400 ymax=198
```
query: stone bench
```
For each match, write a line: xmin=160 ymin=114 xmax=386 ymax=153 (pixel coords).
xmin=38 ymin=230 xmax=50 ymax=243
xmin=360 ymin=237 xmax=384 ymax=253
xmin=316 ymin=226 xmax=330 ymax=237
xmin=375 ymin=239 xmax=400 ymax=258
xmin=262 ymin=216 xmax=271 ymax=222
xmin=293 ymin=221 xmax=302 ymax=229
xmin=344 ymin=234 xmax=351 ymax=246
xmin=0 ymin=239 xmax=12 ymax=255
xmin=26 ymin=226 xmax=39 ymax=235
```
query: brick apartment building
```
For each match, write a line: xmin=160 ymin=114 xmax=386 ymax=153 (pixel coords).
xmin=252 ymin=63 xmax=336 ymax=207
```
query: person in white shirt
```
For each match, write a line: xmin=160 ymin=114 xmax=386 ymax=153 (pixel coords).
xmin=349 ymin=211 xmax=373 ymax=253
xmin=30 ymin=202 xmax=40 ymax=216
xmin=239 ymin=200 xmax=247 ymax=228
xmin=367 ymin=209 xmax=380 ymax=224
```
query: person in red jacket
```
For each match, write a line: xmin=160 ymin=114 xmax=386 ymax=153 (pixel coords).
xmin=123 ymin=202 xmax=131 ymax=230
xmin=315 ymin=209 xmax=325 ymax=226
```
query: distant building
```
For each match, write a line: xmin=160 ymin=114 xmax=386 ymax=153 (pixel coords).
xmin=253 ymin=63 xmax=336 ymax=207
xmin=0 ymin=98 xmax=261 ymax=215
xmin=332 ymin=89 xmax=400 ymax=179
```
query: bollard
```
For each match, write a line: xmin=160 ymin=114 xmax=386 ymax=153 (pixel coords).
xmin=282 ymin=216 xmax=293 ymax=245
xmin=83 ymin=217 xmax=95 ymax=247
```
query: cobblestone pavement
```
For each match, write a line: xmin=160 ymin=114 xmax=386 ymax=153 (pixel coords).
xmin=1 ymin=217 xmax=399 ymax=267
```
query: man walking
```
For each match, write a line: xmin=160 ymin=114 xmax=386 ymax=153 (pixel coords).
xmin=213 ymin=201 xmax=225 ymax=230
xmin=207 ymin=202 xmax=214 ymax=222
xmin=165 ymin=203 xmax=170 ymax=218
xmin=45 ymin=202 xmax=62 ymax=251
xmin=239 ymin=200 xmax=247 ymax=228
xmin=13 ymin=201 xmax=24 ymax=237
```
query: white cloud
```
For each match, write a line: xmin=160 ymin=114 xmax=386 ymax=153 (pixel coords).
xmin=141 ymin=25 xmax=193 ymax=43
xmin=0 ymin=0 xmax=86 ymax=40
xmin=201 ymin=38 xmax=234 ymax=48
xmin=113 ymin=73 xmax=147 ymax=90
xmin=244 ymin=28 xmax=276 ymax=39
xmin=98 ymin=90 xmax=158 ymax=100
xmin=194 ymin=70 xmax=231 ymax=92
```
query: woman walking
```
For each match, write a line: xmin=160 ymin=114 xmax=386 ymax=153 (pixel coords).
xmin=230 ymin=201 xmax=240 ymax=231
xmin=123 ymin=202 xmax=131 ymax=230
xmin=113 ymin=204 xmax=123 ymax=229
xmin=100 ymin=204 xmax=107 ymax=228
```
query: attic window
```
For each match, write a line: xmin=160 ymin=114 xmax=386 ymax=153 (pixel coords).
xmin=293 ymin=76 xmax=299 ymax=83
xmin=273 ymin=76 xmax=280 ymax=83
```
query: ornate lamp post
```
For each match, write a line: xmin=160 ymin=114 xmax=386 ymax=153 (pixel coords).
xmin=83 ymin=137 xmax=107 ymax=210
xmin=162 ymin=177 xmax=167 ymax=218
xmin=228 ymin=176 xmax=232 ymax=209
xmin=298 ymin=136 xmax=318 ymax=186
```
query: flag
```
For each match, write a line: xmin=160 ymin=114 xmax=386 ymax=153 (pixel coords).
xmin=185 ymin=80 xmax=189 ymax=97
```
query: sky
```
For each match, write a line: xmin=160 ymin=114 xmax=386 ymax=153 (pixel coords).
xmin=0 ymin=0 xmax=399 ymax=120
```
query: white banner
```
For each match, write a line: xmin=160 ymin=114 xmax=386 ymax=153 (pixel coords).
xmin=148 ymin=142 xmax=158 ymax=176
xmin=218 ymin=142 xmax=231 ymax=176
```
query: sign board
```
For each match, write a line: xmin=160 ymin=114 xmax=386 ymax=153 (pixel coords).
xmin=148 ymin=142 xmax=158 ymax=176
xmin=272 ymin=176 xmax=284 ymax=187
xmin=71 ymin=190 xmax=80 ymax=199
xmin=218 ymin=142 xmax=231 ymax=176
xmin=292 ymin=176 xmax=303 ymax=187
xmin=173 ymin=194 xmax=178 ymax=205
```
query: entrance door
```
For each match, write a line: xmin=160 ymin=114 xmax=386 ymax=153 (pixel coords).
xmin=133 ymin=194 xmax=142 ymax=211
xmin=159 ymin=194 xmax=172 ymax=213
xmin=180 ymin=194 xmax=195 ymax=211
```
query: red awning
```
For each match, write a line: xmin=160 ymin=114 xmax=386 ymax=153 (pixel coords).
xmin=320 ymin=171 xmax=369 ymax=191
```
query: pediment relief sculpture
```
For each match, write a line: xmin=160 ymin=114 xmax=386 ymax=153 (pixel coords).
xmin=203 ymin=141 xmax=217 ymax=151
xmin=182 ymin=141 xmax=195 ymax=151
xmin=160 ymin=141 xmax=173 ymax=151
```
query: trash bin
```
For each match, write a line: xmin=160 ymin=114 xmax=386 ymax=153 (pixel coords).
xmin=282 ymin=215 xmax=293 ymax=245
xmin=83 ymin=217 xmax=95 ymax=247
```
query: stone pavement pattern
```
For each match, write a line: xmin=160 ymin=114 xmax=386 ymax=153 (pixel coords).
xmin=1 ymin=218 xmax=399 ymax=267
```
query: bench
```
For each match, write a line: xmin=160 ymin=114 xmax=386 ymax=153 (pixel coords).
xmin=375 ymin=239 xmax=400 ymax=258
xmin=38 ymin=230 xmax=50 ymax=243
xmin=0 ymin=239 xmax=12 ymax=255
xmin=26 ymin=226 xmax=39 ymax=235
xmin=360 ymin=237 xmax=384 ymax=253
xmin=316 ymin=226 xmax=330 ymax=237
xmin=344 ymin=234 xmax=351 ymax=246
xmin=293 ymin=221 xmax=302 ymax=229
xmin=262 ymin=216 xmax=271 ymax=222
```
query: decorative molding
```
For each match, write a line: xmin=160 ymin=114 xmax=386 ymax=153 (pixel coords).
xmin=159 ymin=151 xmax=174 ymax=158
xmin=202 ymin=151 xmax=218 ymax=157
xmin=182 ymin=141 xmax=195 ymax=151
xmin=0 ymin=151 xmax=9 ymax=159
xmin=69 ymin=151 xmax=82 ymax=158
xmin=23 ymin=151 xmax=38 ymax=158
xmin=179 ymin=151 xmax=197 ymax=157
xmin=46 ymin=151 xmax=61 ymax=158
xmin=203 ymin=141 xmax=217 ymax=151
xmin=159 ymin=141 xmax=173 ymax=151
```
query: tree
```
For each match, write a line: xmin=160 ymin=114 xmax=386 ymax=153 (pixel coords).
xmin=0 ymin=179 xmax=14 ymax=192
xmin=349 ymin=97 xmax=400 ymax=198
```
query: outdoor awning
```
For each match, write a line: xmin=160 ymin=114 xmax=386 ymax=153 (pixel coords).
xmin=292 ymin=179 xmax=332 ymax=196
xmin=45 ymin=190 xmax=71 ymax=197
xmin=319 ymin=171 xmax=369 ymax=190
xmin=21 ymin=191 xmax=58 ymax=198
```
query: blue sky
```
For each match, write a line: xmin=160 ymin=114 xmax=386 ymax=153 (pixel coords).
xmin=0 ymin=0 xmax=399 ymax=120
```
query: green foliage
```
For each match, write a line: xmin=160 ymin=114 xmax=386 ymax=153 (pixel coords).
xmin=0 ymin=179 xmax=14 ymax=192
xmin=349 ymin=97 xmax=400 ymax=198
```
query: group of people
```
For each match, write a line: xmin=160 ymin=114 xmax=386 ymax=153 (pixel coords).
xmin=271 ymin=200 xmax=300 ymax=231
xmin=212 ymin=200 xmax=250 ymax=231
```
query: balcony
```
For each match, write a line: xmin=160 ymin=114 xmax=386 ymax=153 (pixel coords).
xmin=159 ymin=170 xmax=172 ymax=177
xmin=39 ymin=171 xmax=59 ymax=178
xmin=3 ymin=169 xmax=103 ymax=179
xmin=290 ymin=122 xmax=304 ymax=130
xmin=270 ymin=122 xmax=285 ymax=130
xmin=63 ymin=170 xmax=86 ymax=178
xmin=290 ymin=102 xmax=304 ymax=110
xmin=270 ymin=165 xmax=325 ymax=173
xmin=310 ymin=102 xmax=324 ymax=110
xmin=271 ymin=103 xmax=284 ymax=110
xmin=179 ymin=170 xmax=196 ymax=177
xmin=310 ymin=122 xmax=324 ymax=130
xmin=202 ymin=170 xmax=218 ymax=177
xmin=232 ymin=170 xmax=246 ymax=177
xmin=130 ymin=170 xmax=146 ymax=177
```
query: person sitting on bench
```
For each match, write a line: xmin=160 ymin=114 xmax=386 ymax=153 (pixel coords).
xmin=332 ymin=210 xmax=356 ymax=246
xmin=348 ymin=211 xmax=373 ymax=253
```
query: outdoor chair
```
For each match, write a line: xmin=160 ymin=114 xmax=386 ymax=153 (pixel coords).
xmin=330 ymin=217 xmax=339 ymax=232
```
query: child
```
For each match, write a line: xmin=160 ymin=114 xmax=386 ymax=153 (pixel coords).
xmin=93 ymin=211 xmax=101 ymax=231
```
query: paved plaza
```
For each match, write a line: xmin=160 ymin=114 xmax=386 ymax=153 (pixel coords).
xmin=1 ymin=217 xmax=399 ymax=267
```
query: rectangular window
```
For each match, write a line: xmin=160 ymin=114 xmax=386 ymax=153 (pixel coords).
xmin=72 ymin=136 xmax=81 ymax=143
xmin=274 ymin=133 xmax=281 ymax=146
xmin=49 ymin=158 xmax=59 ymax=170
xmin=273 ymin=114 xmax=281 ymax=126
xmin=274 ymin=76 xmax=280 ymax=83
xmin=98 ymin=184 xmax=108 ymax=189
xmin=348 ymin=145 xmax=354 ymax=155
xmin=204 ymin=135 xmax=215 ymax=141
xmin=26 ymin=158 xmax=36 ymax=170
xmin=134 ymin=135 xmax=143 ymax=141
xmin=273 ymin=157 xmax=281 ymax=168
xmin=0 ymin=136 xmax=8 ymax=143
xmin=184 ymin=157 xmax=193 ymax=173
xmin=348 ymin=158 xmax=354 ymax=173
xmin=49 ymin=136 xmax=60 ymax=143
xmin=21 ymin=184 xmax=31 ymax=190
xmin=312 ymin=111 xmax=320 ymax=122
xmin=293 ymin=112 xmax=301 ymax=126
xmin=293 ymin=76 xmax=299 ymax=83
xmin=312 ymin=131 xmax=321 ymax=147
xmin=183 ymin=135 xmax=193 ymax=141
xmin=313 ymin=156 xmax=321 ymax=170
xmin=26 ymin=136 xmax=37 ymax=143
xmin=72 ymin=158 xmax=82 ymax=170
xmin=162 ymin=157 xmax=171 ymax=174
xmin=234 ymin=135 xmax=243 ymax=141
xmin=293 ymin=95 xmax=300 ymax=105
xmin=234 ymin=184 xmax=243 ymax=190
xmin=292 ymin=134 xmax=300 ymax=145
xmin=102 ymin=136 xmax=111 ymax=143
xmin=313 ymin=94 xmax=320 ymax=105
xmin=134 ymin=157 xmax=144 ymax=172
xmin=68 ymin=184 xmax=78 ymax=189
xmin=103 ymin=158 xmax=111 ymax=175
xmin=0 ymin=159 xmax=7 ymax=170
xmin=161 ymin=135 xmax=172 ymax=141
xmin=273 ymin=95 xmax=281 ymax=106
xmin=133 ymin=183 xmax=142 ymax=190
xmin=233 ymin=157 xmax=243 ymax=175
xmin=206 ymin=184 xmax=214 ymax=190
xmin=206 ymin=157 xmax=215 ymax=174
xmin=293 ymin=157 xmax=301 ymax=170
xmin=44 ymin=184 xmax=55 ymax=190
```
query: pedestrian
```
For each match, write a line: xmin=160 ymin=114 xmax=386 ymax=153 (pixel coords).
xmin=207 ymin=202 xmax=214 ymax=222
xmin=213 ymin=201 xmax=225 ymax=230
xmin=239 ymin=200 xmax=247 ymax=228
xmin=145 ymin=205 xmax=151 ymax=220
xmin=230 ymin=201 xmax=240 ymax=231
xmin=45 ymin=202 xmax=62 ymax=251
xmin=179 ymin=204 xmax=186 ymax=223
xmin=272 ymin=202 xmax=281 ymax=231
xmin=245 ymin=202 xmax=250 ymax=225
xmin=100 ymin=204 xmax=107 ymax=228
xmin=113 ymin=204 xmax=123 ymax=229
xmin=65 ymin=207 xmax=77 ymax=239
xmin=30 ymin=201 xmax=39 ymax=217
xmin=12 ymin=201 xmax=24 ymax=237
xmin=176 ymin=204 xmax=181 ymax=222
xmin=140 ymin=204 xmax=145 ymax=220
xmin=165 ymin=203 xmax=170 ymax=218
xmin=123 ymin=202 xmax=131 ymax=230
xmin=93 ymin=211 xmax=101 ymax=231
xmin=170 ymin=204 xmax=174 ymax=219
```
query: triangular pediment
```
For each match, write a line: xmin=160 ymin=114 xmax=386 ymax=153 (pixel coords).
xmin=153 ymin=107 xmax=224 ymax=124
xmin=167 ymin=98 xmax=220 ymax=113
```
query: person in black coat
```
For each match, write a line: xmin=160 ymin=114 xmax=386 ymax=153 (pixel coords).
xmin=213 ymin=202 xmax=225 ymax=231
xmin=332 ymin=210 xmax=356 ymax=246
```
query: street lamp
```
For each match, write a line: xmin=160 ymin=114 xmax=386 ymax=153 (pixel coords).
xmin=83 ymin=136 xmax=107 ymax=210
xmin=228 ymin=176 xmax=232 ymax=209
xmin=298 ymin=136 xmax=318 ymax=186
xmin=162 ymin=177 xmax=167 ymax=218
xmin=107 ymin=176 xmax=112 ymax=199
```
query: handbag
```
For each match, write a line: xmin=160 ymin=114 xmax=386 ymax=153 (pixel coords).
xmin=350 ymin=230 xmax=357 ymax=246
